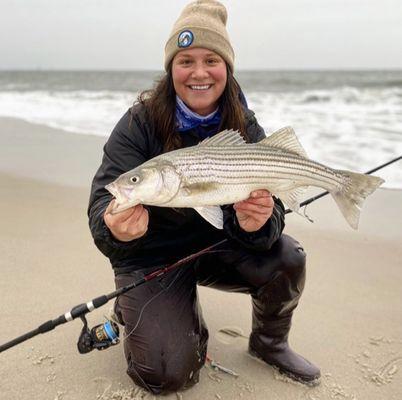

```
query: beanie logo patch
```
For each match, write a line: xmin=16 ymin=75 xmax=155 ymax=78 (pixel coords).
xmin=178 ymin=30 xmax=194 ymax=48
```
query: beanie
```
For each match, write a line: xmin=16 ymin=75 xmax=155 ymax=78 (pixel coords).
xmin=164 ymin=0 xmax=235 ymax=71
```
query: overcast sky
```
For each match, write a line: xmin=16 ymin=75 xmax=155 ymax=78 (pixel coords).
xmin=1 ymin=0 xmax=401 ymax=70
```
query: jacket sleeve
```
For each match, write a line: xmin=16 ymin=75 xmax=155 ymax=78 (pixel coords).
xmin=87 ymin=108 xmax=151 ymax=259
xmin=222 ymin=110 xmax=285 ymax=251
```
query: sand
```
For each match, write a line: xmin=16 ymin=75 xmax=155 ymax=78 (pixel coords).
xmin=0 ymin=116 xmax=401 ymax=400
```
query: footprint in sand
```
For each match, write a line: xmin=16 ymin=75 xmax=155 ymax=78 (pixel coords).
xmin=215 ymin=326 xmax=248 ymax=345
xmin=348 ymin=336 xmax=402 ymax=387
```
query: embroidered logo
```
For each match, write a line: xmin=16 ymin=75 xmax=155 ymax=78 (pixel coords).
xmin=178 ymin=30 xmax=194 ymax=48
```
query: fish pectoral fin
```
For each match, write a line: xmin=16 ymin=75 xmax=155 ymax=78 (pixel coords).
xmin=194 ymin=206 xmax=223 ymax=230
xmin=276 ymin=186 xmax=308 ymax=212
xmin=260 ymin=126 xmax=308 ymax=158
xmin=199 ymin=129 xmax=246 ymax=147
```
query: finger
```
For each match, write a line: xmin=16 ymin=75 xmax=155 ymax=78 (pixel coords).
xmin=105 ymin=199 xmax=127 ymax=217
xmin=234 ymin=195 xmax=272 ymax=207
xmin=234 ymin=202 xmax=273 ymax=215
xmin=235 ymin=208 xmax=251 ymax=220
xmin=124 ymin=209 xmax=149 ymax=240
xmin=136 ymin=208 xmax=149 ymax=233
xmin=238 ymin=196 xmax=274 ymax=207
xmin=116 ymin=204 xmax=143 ymax=223
xmin=236 ymin=204 xmax=274 ymax=220
xmin=106 ymin=198 xmax=139 ymax=217
xmin=236 ymin=209 xmax=269 ymax=225
xmin=105 ymin=203 xmax=141 ymax=226
xmin=126 ymin=208 xmax=149 ymax=236
xmin=250 ymin=190 xmax=271 ymax=198
xmin=127 ymin=204 xmax=146 ymax=223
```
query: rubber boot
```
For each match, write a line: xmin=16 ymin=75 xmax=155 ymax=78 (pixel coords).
xmin=248 ymin=260 xmax=321 ymax=385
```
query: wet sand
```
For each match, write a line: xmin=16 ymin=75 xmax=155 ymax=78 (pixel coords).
xmin=1 ymin=117 xmax=401 ymax=400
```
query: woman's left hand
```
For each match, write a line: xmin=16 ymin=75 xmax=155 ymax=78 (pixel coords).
xmin=233 ymin=190 xmax=274 ymax=232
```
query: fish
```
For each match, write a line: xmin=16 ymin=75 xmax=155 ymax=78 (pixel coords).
xmin=105 ymin=127 xmax=384 ymax=230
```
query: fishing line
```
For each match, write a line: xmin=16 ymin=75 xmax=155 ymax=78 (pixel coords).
xmin=285 ymin=154 xmax=402 ymax=215
xmin=302 ymin=205 xmax=314 ymax=223
xmin=117 ymin=265 xmax=186 ymax=393
xmin=121 ymin=247 xmax=228 ymax=343
xmin=119 ymin=262 xmax=203 ymax=393
xmin=121 ymin=265 xmax=185 ymax=343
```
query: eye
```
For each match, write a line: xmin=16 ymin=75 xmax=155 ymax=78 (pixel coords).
xmin=130 ymin=175 xmax=140 ymax=183
xmin=207 ymin=58 xmax=219 ymax=65
xmin=178 ymin=58 xmax=192 ymax=66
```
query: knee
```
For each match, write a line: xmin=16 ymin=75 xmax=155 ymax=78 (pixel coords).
xmin=126 ymin=354 xmax=200 ymax=394
xmin=125 ymin=337 xmax=206 ymax=395
xmin=158 ymin=365 xmax=200 ymax=393
xmin=275 ymin=234 xmax=306 ymax=277
xmin=233 ymin=235 xmax=306 ymax=289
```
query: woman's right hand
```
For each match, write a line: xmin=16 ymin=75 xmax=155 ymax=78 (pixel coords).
xmin=104 ymin=199 xmax=149 ymax=242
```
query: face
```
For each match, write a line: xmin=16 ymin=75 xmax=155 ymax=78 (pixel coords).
xmin=172 ymin=47 xmax=227 ymax=116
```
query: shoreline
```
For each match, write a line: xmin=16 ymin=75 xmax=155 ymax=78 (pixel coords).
xmin=1 ymin=115 xmax=401 ymax=189
xmin=0 ymin=116 xmax=107 ymax=188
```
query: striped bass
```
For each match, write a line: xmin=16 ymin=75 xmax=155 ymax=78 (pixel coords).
xmin=105 ymin=127 xmax=384 ymax=229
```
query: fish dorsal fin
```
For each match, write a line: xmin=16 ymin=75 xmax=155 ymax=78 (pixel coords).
xmin=199 ymin=129 xmax=246 ymax=147
xmin=260 ymin=126 xmax=308 ymax=158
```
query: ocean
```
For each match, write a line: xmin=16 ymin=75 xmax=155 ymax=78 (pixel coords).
xmin=0 ymin=70 xmax=401 ymax=188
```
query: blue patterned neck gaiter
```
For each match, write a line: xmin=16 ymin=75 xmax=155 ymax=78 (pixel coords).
xmin=175 ymin=96 xmax=221 ymax=138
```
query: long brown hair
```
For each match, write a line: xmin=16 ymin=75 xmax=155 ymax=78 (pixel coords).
xmin=135 ymin=64 xmax=247 ymax=152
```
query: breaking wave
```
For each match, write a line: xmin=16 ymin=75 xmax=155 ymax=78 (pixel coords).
xmin=0 ymin=83 xmax=401 ymax=188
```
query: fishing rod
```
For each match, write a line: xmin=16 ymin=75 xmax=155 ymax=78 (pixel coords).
xmin=0 ymin=239 xmax=226 ymax=354
xmin=0 ymin=155 xmax=400 ymax=355
xmin=288 ymin=155 xmax=402 ymax=214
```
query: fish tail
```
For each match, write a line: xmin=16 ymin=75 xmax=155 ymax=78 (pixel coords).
xmin=331 ymin=170 xmax=384 ymax=229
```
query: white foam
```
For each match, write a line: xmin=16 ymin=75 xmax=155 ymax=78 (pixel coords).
xmin=0 ymin=90 xmax=136 ymax=137
xmin=248 ymin=87 xmax=402 ymax=189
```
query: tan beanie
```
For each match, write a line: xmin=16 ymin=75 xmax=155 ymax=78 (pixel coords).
xmin=164 ymin=0 xmax=235 ymax=71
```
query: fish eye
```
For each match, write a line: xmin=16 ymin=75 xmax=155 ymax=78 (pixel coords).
xmin=130 ymin=175 xmax=140 ymax=183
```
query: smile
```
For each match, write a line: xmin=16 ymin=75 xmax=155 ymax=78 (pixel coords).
xmin=188 ymin=84 xmax=212 ymax=90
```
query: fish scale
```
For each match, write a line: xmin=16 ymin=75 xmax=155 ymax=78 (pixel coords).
xmin=106 ymin=127 xmax=384 ymax=230
xmin=168 ymin=146 xmax=345 ymax=190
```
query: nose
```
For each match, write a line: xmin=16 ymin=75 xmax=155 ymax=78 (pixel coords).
xmin=191 ymin=63 xmax=209 ymax=80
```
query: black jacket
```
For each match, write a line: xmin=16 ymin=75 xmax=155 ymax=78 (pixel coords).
xmin=88 ymin=103 xmax=285 ymax=274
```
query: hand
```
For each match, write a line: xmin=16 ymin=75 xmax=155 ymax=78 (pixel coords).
xmin=233 ymin=190 xmax=274 ymax=232
xmin=104 ymin=199 xmax=149 ymax=242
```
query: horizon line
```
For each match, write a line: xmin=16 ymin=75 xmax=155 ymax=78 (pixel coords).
xmin=1 ymin=68 xmax=402 ymax=73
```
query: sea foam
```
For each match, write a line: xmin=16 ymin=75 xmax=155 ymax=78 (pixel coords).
xmin=0 ymin=85 xmax=401 ymax=188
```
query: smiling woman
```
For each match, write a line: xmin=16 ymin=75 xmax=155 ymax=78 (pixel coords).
xmin=87 ymin=0 xmax=320 ymax=395
xmin=172 ymin=48 xmax=227 ymax=116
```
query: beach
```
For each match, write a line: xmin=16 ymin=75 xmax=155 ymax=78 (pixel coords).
xmin=0 ymin=117 xmax=401 ymax=400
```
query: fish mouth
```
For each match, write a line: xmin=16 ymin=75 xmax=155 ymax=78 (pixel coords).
xmin=109 ymin=201 xmax=139 ymax=215
xmin=105 ymin=182 xmax=138 ymax=214
xmin=105 ymin=182 xmax=130 ymax=201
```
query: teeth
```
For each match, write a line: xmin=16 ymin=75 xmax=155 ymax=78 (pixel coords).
xmin=190 ymin=85 xmax=211 ymax=90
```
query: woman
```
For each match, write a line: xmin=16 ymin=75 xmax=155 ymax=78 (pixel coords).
xmin=88 ymin=0 xmax=320 ymax=394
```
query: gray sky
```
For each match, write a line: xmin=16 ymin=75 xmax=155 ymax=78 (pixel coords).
xmin=1 ymin=0 xmax=401 ymax=70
